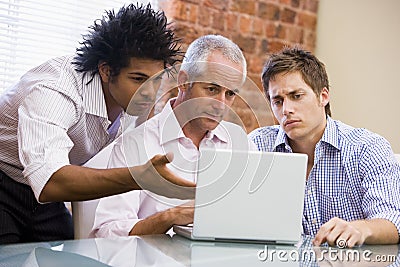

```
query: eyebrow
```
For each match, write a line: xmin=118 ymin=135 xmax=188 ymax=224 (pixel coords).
xmin=209 ymin=82 xmax=239 ymax=93
xmin=127 ymin=72 xmax=150 ymax=78
xmin=271 ymin=89 xmax=303 ymax=99
xmin=208 ymin=82 xmax=221 ymax=87
xmin=288 ymin=89 xmax=304 ymax=96
xmin=271 ymin=94 xmax=282 ymax=100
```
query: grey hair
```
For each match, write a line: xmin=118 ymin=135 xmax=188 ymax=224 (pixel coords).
xmin=180 ymin=35 xmax=247 ymax=83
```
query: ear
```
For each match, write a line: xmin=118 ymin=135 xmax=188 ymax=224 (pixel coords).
xmin=98 ymin=62 xmax=111 ymax=83
xmin=177 ymin=70 xmax=190 ymax=92
xmin=319 ymin=87 xmax=330 ymax=107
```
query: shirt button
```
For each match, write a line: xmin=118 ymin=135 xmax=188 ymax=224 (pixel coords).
xmin=312 ymin=219 xmax=317 ymax=225
xmin=307 ymin=189 xmax=312 ymax=195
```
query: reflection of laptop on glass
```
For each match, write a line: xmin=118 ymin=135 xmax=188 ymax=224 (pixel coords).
xmin=173 ymin=148 xmax=307 ymax=245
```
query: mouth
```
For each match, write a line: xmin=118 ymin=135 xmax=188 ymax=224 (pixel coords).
xmin=135 ymin=102 xmax=154 ymax=109
xmin=283 ymin=119 xmax=300 ymax=127
xmin=204 ymin=113 xmax=223 ymax=121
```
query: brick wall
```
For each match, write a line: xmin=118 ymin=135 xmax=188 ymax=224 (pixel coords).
xmin=158 ymin=0 xmax=319 ymax=132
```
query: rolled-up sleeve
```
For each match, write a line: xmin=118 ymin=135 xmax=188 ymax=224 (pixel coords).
xmin=92 ymin=191 xmax=143 ymax=237
xmin=361 ymin=137 xmax=400 ymax=237
xmin=18 ymin=86 xmax=78 ymax=201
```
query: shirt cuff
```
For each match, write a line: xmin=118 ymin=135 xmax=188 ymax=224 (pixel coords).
xmin=93 ymin=219 xmax=141 ymax=238
xmin=23 ymin=161 xmax=69 ymax=203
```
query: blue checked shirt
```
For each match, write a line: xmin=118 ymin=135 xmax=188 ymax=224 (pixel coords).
xmin=248 ymin=117 xmax=400 ymax=237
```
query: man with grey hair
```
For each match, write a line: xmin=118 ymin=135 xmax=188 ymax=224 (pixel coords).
xmin=91 ymin=34 xmax=255 ymax=237
xmin=180 ymin=34 xmax=247 ymax=84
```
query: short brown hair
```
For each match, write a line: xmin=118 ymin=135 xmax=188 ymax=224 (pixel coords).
xmin=261 ymin=46 xmax=331 ymax=117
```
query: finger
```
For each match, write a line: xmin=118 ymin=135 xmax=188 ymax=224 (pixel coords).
xmin=335 ymin=232 xmax=351 ymax=248
xmin=182 ymin=199 xmax=195 ymax=207
xmin=161 ymin=168 xmax=196 ymax=187
xmin=326 ymin=225 xmax=346 ymax=247
xmin=147 ymin=158 xmax=196 ymax=199
xmin=152 ymin=152 xmax=175 ymax=166
xmin=346 ymin=234 xmax=362 ymax=248
xmin=313 ymin=219 xmax=336 ymax=246
xmin=149 ymin=180 xmax=195 ymax=199
xmin=133 ymin=162 xmax=196 ymax=200
xmin=180 ymin=200 xmax=195 ymax=207
xmin=336 ymin=231 xmax=351 ymax=247
xmin=148 ymin=155 xmax=196 ymax=187
xmin=165 ymin=152 xmax=174 ymax=162
xmin=157 ymin=173 xmax=196 ymax=199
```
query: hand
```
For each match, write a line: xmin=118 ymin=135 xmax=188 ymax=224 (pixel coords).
xmin=312 ymin=242 xmax=399 ymax=267
xmin=129 ymin=152 xmax=195 ymax=199
xmin=168 ymin=200 xmax=195 ymax=226
xmin=130 ymin=200 xmax=194 ymax=235
xmin=313 ymin=217 xmax=367 ymax=248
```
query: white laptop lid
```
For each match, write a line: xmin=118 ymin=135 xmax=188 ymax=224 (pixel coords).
xmin=189 ymin=148 xmax=307 ymax=244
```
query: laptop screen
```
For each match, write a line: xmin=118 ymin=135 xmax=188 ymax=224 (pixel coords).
xmin=191 ymin=148 xmax=307 ymax=244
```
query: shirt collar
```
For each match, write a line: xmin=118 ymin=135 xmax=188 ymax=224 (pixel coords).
xmin=159 ymin=99 xmax=186 ymax=145
xmin=273 ymin=127 xmax=289 ymax=151
xmin=158 ymin=98 xmax=229 ymax=145
xmin=82 ymin=73 xmax=108 ymax=120
xmin=207 ymin=122 xmax=229 ymax=143
xmin=320 ymin=116 xmax=340 ymax=150
xmin=273 ymin=116 xmax=340 ymax=151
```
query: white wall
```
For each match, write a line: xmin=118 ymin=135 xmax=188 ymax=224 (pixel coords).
xmin=315 ymin=0 xmax=400 ymax=153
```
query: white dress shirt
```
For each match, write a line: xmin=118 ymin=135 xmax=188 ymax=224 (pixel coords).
xmin=92 ymin=99 xmax=255 ymax=237
xmin=0 ymin=55 xmax=122 ymax=200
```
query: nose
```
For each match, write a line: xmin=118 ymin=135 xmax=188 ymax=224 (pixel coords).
xmin=139 ymin=82 xmax=156 ymax=100
xmin=282 ymin=99 xmax=294 ymax=116
xmin=211 ymin=93 xmax=227 ymax=111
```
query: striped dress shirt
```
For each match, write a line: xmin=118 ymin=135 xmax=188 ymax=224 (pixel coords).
xmin=248 ymin=117 xmax=400 ymax=237
xmin=0 ymin=55 xmax=120 ymax=201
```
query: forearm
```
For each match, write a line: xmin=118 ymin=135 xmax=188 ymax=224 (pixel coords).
xmin=39 ymin=165 xmax=139 ymax=202
xmin=351 ymin=218 xmax=399 ymax=244
xmin=39 ymin=154 xmax=195 ymax=202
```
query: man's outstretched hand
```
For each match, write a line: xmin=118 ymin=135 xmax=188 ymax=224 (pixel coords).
xmin=129 ymin=152 xmax=196 ymax=199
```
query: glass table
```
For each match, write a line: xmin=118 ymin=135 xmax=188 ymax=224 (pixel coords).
xmin=0 ymin=234 xmax=399 ymax=267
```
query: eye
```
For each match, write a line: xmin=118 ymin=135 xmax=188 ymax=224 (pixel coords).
xmin=293 ymin=94 xmax=302 ymax=100
xmin=130 ymin=76 xmax=148 ymax=83
xmin=273 ymin=99 xmax=282 ymax=106
xmin=206 ymin=86 xmax=219 ymax=94
xmin=227 ymin=90 xmax=236 ymax=96
xmin=225 ymin=90 xmax=236 ymax=98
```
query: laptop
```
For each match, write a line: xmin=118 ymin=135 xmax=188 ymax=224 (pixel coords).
xmin=173 ymin=148 xmax=307 ymax=245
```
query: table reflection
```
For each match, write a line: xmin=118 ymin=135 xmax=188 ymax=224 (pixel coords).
xmin=141 ymin=235 xmax=400 ymax=267
xmin=0 ymin=235 xmax=398 ymax=267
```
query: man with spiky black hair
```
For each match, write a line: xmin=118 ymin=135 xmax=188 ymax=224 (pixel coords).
xmin=0 ymin=3 xmax=194 ymax=244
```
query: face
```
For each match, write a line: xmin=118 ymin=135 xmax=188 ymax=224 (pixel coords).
xmin=178 ymin=51 xmax=244 ymax=133
xmin=268 ymin=71 xmax=329 ymax=146
xmin=100 ymin=57 xmax=164 ymax=116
